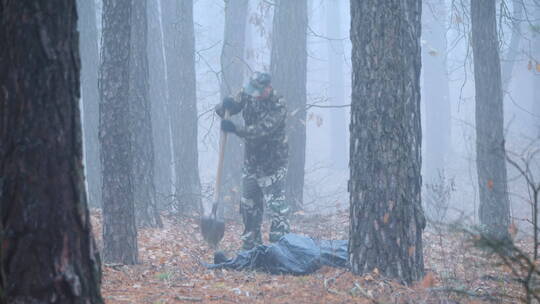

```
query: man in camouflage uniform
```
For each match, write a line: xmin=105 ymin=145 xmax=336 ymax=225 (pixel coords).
xmin=216 ymin=72 xmax=290 ymax=250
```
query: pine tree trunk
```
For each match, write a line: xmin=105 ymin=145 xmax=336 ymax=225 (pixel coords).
xmin=422 ymin=0 xmax=451 ymax=183
xmin=100 ymin=0 xmax=139 ymax=264
xmin=77 ymin=0 xmax=102 ymax=208
xmin=271 ymin=0 xmax=308 ymax=212
xmin=349 ymin=0 xmax=425 ymax=285
xmin=534 ymin=7 xmax=540 ymax=138
xmin=162 ymin=0 xmax=202 ymax=214
xmin=471 ymin=0 xmax=511 ymax=242
xmin=148 ymin=0 xmax=174 ymax=210
xmin=326 ymin=0 xmax=348 ymax=169
xmin=0 ymin=1 xmax=103 ymax=302
xmin=220 ymin=0 xmax=249 ymax=217
xmin=130 ymin=0 xmax=162 ymax=228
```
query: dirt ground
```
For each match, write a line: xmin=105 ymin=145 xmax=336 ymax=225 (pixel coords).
xmin=91 ymin=210 xmax=534 ymax=303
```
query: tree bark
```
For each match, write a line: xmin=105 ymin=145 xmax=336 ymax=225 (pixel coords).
xmin=148 ymin=0 xmax=174 ymax=210
xmin=270 ymin=0 xmax=308 ymax=212
xmin=162 ymin=0 xmax=202 ymax=214
xmin=422 ymin=0 xmax=451 ymax=183
xmin=326 ymin=0 xmax=348 ymax=169
xmin=100 ymin=0 xmax=139 ymax=264
xmin=220 ymin=0 xmax=249 ymax=217
xmin=77 ymin=0 xmax=102 ymax=209
xmin=471 ymin=0 xmax=511 ymax=242
xmin=130 ymin=0 xmax=162 ymax=228
xmin=0 ymin=1 xmax=103 ymax=302
xmin=349 ymin=0 xmax=425 ymax=285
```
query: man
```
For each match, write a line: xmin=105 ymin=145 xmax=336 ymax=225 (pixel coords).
xmin=216 ymin=72 xmax=290 ymax=250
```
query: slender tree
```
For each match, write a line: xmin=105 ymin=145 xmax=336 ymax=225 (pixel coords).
xmin=326 ymin=0 xmax=348 ymax=169
xmin=220 ymin=0 xmax=249 ymax=216
xmin=162 ymin=0 xmax=202 ymax=213
xmin=349 ymin=0 xmax=425 ymax=284
xmin=270 ymin=0 xmax=308 ymax=212
xmin=100 ymin=0 xmax=138 ymax=264
xmin=77 ymin=0 xmax=102 ymax=208
xmin=422 ymin=0 xmax=451 ymax=183
xmin=471 ymin=0 xmax=511 ymax=242
xmin=148 ymin=0 xmax=174 ymax=210
xmin=130 ymin=0 xmax=162 ymax=228
xmin=501 ymin=0 xmax=523 ymax=94
xmin=534 ymin=5 xmax=540 ymax=138
xmin=0 ymin=1 xmax=103 ymax=302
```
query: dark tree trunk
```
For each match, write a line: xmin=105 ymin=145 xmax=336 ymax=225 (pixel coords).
xmin=349 ymin=0 xmax=425 ymax=285
xmin=100 ymin=0 xmax=138 ymax=264
xmin=421 ymin=0 xmax=451 ymax=183
xmin=271 ymin=0 xmax=308 ymax=212
xmin=220 ymin=0 xmax=249 ymax=217
xmin=162 ymin=0 xmax=202 ymax=214
xmin=130 ymin=0 xmax=162 ymax=228
xmin=0 ymin=1 xmax=103 ymax=302
xmin=471 ymin=0 xmax=511 ymax=242
xmin=326 ymin=0 xmax=348 ymax=169
xmin=77 ymin=0 xmax=102 ymax=208
xmin=148 ymin=0 xmax=174 ymax=210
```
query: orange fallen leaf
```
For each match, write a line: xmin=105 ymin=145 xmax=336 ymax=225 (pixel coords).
xmin=487 ymin=179 xmax=494 ymax=190
xmin=419 ymin=272 xmax=436 ymax=289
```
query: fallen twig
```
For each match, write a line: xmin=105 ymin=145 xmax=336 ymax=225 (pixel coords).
xmin=175 ymin=295 xmax=203 ymax=302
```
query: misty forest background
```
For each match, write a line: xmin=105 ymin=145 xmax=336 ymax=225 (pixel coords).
xmin=2 ymin=0 xmax=540 ymax=303
xmin=82 ymin=0 xmax=540 ymax=228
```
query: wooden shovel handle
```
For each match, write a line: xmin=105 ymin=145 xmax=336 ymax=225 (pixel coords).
xmin=214 ymin=110 xmax=230 ymax=203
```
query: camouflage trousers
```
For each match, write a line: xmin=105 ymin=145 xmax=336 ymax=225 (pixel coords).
xmin=240 ymin=167 xmax=290 ymax=250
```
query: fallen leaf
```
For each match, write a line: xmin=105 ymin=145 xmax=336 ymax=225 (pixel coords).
xmin=418 ymin=272 xmax=437 ymax=289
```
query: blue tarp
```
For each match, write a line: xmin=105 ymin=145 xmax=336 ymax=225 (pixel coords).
xmin=206 ymin=234 xmax=348 ymax=275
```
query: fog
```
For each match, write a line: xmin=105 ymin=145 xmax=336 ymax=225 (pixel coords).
xmin=91 ymin=0 xmax=539 ymax=223
xmin=4 ymin=0 xmax=540 ymax=302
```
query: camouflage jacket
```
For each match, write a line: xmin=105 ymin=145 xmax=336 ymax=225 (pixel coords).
xmin=217 ymin=89 xmax=288 ymax=177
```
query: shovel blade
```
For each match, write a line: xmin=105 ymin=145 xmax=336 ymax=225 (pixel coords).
xmin=200 ymin=214 xmax=225 ymax=248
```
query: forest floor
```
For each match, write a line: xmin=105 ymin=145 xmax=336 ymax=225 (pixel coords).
xmin=91 ymin=209 xmax=535 ymax=303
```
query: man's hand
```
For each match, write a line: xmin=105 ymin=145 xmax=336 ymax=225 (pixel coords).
xmin=222 ymin=97 xmax=238 ymax=112
xmin=221 ymin=120 xmax=237 ymax=133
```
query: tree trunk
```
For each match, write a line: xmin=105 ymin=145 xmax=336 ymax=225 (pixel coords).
xmin=0 ymin=1 xmax=103 ymax=302
xmin=100 ymin=0 xmax=139 ymax=264
xmin=130 ymin=0 xmax=162 ymax=228
xmin=148 ymin=0 xmax=174 ymax=210
xmin=501 ymin=0 xmax=523 ymax=94
xmin=471 ymin=0 xmax=511 ymax=242
xmin=77 ymin=0 xmax=102 ymax=208
xmin=422 ymin=0 xmax=451 ymax=183
xmin=220 ymin=0 xmax=249 ymax=217
xmin=326 ymin=0 xmax=348 ymax=169
xmin=270 ymin=0 xmax=308 ymax=212
xmin=349 ymin=0 xmax=425 ymax=285
xmin=534 ymin=6 xmax=540 ymax=138
xmin=162 ymin=0 xmax=202 ymax=214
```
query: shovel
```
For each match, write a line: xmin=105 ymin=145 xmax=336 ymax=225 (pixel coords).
xmin=200 ymin=111 xmax=229 ymax=248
